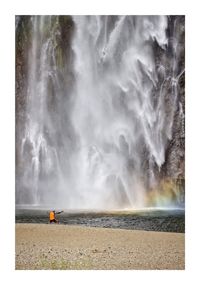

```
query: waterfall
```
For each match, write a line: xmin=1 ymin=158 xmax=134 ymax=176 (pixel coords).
xmin=16 ymin=16 xmax=184 ymax=209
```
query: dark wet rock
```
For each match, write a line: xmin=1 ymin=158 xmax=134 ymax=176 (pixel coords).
xmin=16 ymin=209 xmax=185 ymax=233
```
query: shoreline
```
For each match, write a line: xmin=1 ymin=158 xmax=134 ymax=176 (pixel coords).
xmin=16 ymin=223 xmax=185 ymax=270
xmin=15 ymin=209 xmax=185 ymax=233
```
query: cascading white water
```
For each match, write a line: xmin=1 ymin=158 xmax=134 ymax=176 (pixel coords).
xmin=20 ymin=16 xmax=64 ymax=205
xmin=17 ymin=16 xmax=183 ymax=209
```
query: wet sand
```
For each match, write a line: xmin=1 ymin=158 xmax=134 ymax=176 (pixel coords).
xmin=16 ymin=223 xmax=185 ymax=270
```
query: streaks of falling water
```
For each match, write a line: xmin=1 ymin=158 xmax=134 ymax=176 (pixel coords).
xmin=20 ymin=16 xmax=62 ymax=205
xmin=17 ymin=16 xmax=183 ymax=209
xmin=70 ymin=16 xmax=169 ymax=209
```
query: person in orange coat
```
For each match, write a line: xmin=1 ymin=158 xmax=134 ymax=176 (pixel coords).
xmin=49 ymin=210 xmax=63 ymax=223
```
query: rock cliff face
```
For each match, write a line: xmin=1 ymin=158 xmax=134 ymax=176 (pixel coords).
xmin=16 ymin=16 xmax=31 ymax=201
xmin=160 ymin=16 xmax=185 ymax=179
xmin=15 ymin=16 xmax=185 ymax=207
xmin=149 ymin=16 xmax=185 ymax=205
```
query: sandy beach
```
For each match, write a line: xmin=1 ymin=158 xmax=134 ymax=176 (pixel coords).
xmin=16 ymin=223 xmax=185 ymax=270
